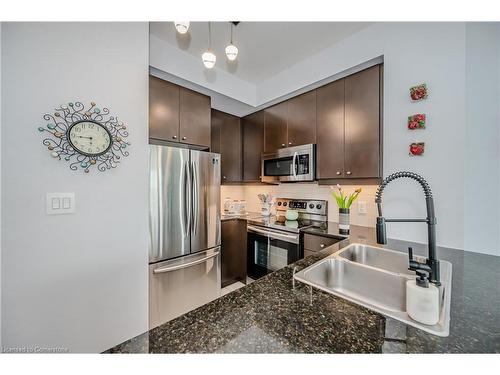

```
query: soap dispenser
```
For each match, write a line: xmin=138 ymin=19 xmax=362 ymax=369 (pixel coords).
xmin=406 ymin=270 xmax=439 ymax=325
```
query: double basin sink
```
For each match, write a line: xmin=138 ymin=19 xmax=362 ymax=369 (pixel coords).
xmin=293 ymin=243 xmax=452 ymax=336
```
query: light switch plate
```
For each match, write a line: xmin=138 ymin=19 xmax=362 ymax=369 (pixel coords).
xmin=46 ymin=193 xmax=75 ymax=215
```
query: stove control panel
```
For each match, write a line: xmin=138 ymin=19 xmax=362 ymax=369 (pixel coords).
xmin=275 ymin=198 xmax=327 ymax=217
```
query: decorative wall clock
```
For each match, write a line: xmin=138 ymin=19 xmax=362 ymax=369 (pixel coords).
xmin=37 ymin=101 xmax=130 ymax=173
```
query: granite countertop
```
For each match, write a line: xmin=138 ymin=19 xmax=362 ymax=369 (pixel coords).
xmin=106 ymin=224 xmax=500 ymax=353
xmin=221 ymin=212 xmax=263 ymax=221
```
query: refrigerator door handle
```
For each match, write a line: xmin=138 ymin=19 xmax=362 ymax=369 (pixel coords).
xmin=185 ymin=161 xmax=192 ymax=235
xmin=153 ymin=250 xmax=220 ymax=274
xmin=191 ymin=160 xmax=199 ymax=235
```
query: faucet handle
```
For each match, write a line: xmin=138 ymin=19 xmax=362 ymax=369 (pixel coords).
xmin=408 ymin=247 xmax=417 ymax=271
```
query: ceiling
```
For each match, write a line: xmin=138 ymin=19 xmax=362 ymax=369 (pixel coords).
xmin=150 ymin=22 xmax=372 ymax=83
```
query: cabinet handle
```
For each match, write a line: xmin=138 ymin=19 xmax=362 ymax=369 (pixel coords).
xmin=346 ymin=171 xmax=352 ymax=175
xmin=336 ymin=171 xmax=341 ymax=176
xmin=320 ymin=244 xmax=325 ymax=248
xmin=172 ymin=135 xmax=177 ymax=140
xmin=223 ymin=176 xmax=226 ymax=179
xmin=182 ymin=136 xmax=187 ymax=140
xmin=288 ymin=142 xmax=293 ymax=146
xmin=281 ymin=143 xmax=286 ymax=147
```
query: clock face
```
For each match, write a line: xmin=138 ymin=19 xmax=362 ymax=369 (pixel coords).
xmin=68 ymin=120 xmax=112 ymax=156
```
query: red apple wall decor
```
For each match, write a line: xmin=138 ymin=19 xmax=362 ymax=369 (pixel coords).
xmin=409 ymin=142 xmax=425 ymax=156
xmin=408 ymin=113 xmax=426 ymax=129
xmin=410 ymin=84 xmax=428 ymax=101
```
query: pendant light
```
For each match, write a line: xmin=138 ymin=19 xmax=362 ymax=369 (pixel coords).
xmin=174 ymin=21 xmax=190 ymax=34
xmin=225 ymin=23 xmax=239 ymax=61
xmin=202 ymin=22 xmax=216 ymax=69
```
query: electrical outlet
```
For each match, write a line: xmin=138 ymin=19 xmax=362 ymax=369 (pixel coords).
xmin=46 ymin=193 xmax=75 ymax=215
xmin=357 ymin=201 xmax=367 ymax=214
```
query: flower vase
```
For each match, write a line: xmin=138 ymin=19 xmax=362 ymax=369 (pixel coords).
xmin=339 ymin=208 xmax=350 ymax=234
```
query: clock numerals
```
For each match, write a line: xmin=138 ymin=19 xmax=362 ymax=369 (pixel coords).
xmin=69 ymin=121 xmax=111 ymax=156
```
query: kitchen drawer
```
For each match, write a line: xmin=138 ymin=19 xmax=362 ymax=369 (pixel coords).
xmin=303 ymin=233 xmax=340 ymax=252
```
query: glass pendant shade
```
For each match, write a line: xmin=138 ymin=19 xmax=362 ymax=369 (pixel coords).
xmin=174 ymin=22 xmax=190 ymax=34
xmin=225 ymin=44 xmax=238 ymax=61
xmin=202 ymin=50 xmax=216 ymax=69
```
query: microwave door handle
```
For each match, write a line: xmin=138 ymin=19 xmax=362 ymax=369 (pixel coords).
xmin=292 ymin=152 xmax=298 ymax=178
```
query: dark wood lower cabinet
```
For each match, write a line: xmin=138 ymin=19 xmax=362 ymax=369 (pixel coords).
xmin=221 ymin=220 xmax=247 ymax=288
xmin=303 ymin=233 xmax=341 ymax=259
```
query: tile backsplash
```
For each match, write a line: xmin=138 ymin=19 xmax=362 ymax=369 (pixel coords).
xmin=221 ymin=183 xmax=379 ymax=227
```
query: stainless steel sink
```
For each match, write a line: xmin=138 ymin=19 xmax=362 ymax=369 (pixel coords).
xmin=294 ymin=243 xmax=452 ymax=337
xmin=337 ymin=243 xmax=423 ymax=276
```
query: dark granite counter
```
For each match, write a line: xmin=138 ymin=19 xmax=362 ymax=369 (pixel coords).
xmin=106 ymin=224 xmax=500 ymax=353
xmin=221 ymin=212 xmax=263 ymax=222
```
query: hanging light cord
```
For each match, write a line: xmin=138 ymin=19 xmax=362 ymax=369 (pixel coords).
xmin=230 ymin=23 xmax=233 ymax=44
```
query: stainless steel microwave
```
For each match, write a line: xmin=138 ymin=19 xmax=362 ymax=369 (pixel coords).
xmin=261 ymin=144 xmax=316 ymax=183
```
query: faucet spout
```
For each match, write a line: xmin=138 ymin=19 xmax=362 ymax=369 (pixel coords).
xmin=375 ymin=171 xmax=440 ymax=285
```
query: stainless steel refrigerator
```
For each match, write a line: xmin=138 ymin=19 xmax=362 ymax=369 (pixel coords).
xmin=148 ymin=144 xmax=221 ymax=329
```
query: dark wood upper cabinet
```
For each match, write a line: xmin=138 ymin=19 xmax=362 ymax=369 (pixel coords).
xmin=316 ymin=65 xmax=381 ymax=181
xmin=264 ymin=102 xmax=288 ymax=153
xmin=211 ymin=109 xmax=242 ymax=183
xmin=149 ymin=76 xmax=211 ymax=148
xmin=179 ymin=87 xmax=211 ymax=148
xmin=316 ymin=79 xmax=345 ymax=179
xmin=149 ymin=76 xmax=180 ymax=142
xmin=287 ymin=91 xmax=317 ymax=147
xmin=242 ymin=111 xmax=264 ymax=181
xmin=344 ymin=65 xmax=381 ymax=178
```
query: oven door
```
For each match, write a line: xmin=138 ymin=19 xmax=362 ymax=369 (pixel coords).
xmin=247 ymin=225 xmax=301 ymax=279
xmin=261 ymin=144 xmax=315 ymax=183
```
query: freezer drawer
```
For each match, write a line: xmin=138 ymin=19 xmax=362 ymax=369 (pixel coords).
xmin=149 ymin=247 xmax=221 ymax=329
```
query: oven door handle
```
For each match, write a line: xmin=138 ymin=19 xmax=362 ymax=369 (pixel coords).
xmin=247 ymin=225 xmax=299 ymax=243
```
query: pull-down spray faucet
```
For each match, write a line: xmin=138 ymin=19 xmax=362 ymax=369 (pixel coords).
xmin=375 ymin=171 xmax=440 ymax=286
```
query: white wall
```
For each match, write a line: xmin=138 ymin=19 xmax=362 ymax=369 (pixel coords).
xmin=1 ymin=23 xmax=149 ymax=353
xmin=464 ymin=23 xmax=500 ymax=256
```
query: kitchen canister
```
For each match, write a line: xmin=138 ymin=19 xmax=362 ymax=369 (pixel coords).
xmin=261 ymin=202 xmax=272 ymax=217
xmin=285 ymin=209 xmax=299 ymax=221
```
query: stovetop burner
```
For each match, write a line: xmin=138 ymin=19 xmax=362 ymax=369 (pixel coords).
xmin=247 ymin=216 xmax=316 ymax=233
xmin=247 ymin=198 xmax=328 ymax=233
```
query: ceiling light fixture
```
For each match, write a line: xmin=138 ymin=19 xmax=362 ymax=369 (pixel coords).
xmin=202 ymin=22 xmax=216 ymax=69
xmin=225 ymin=23 xmax=239 ymax=61
xmin=174 ymin=21 xmax=190 ymax=34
